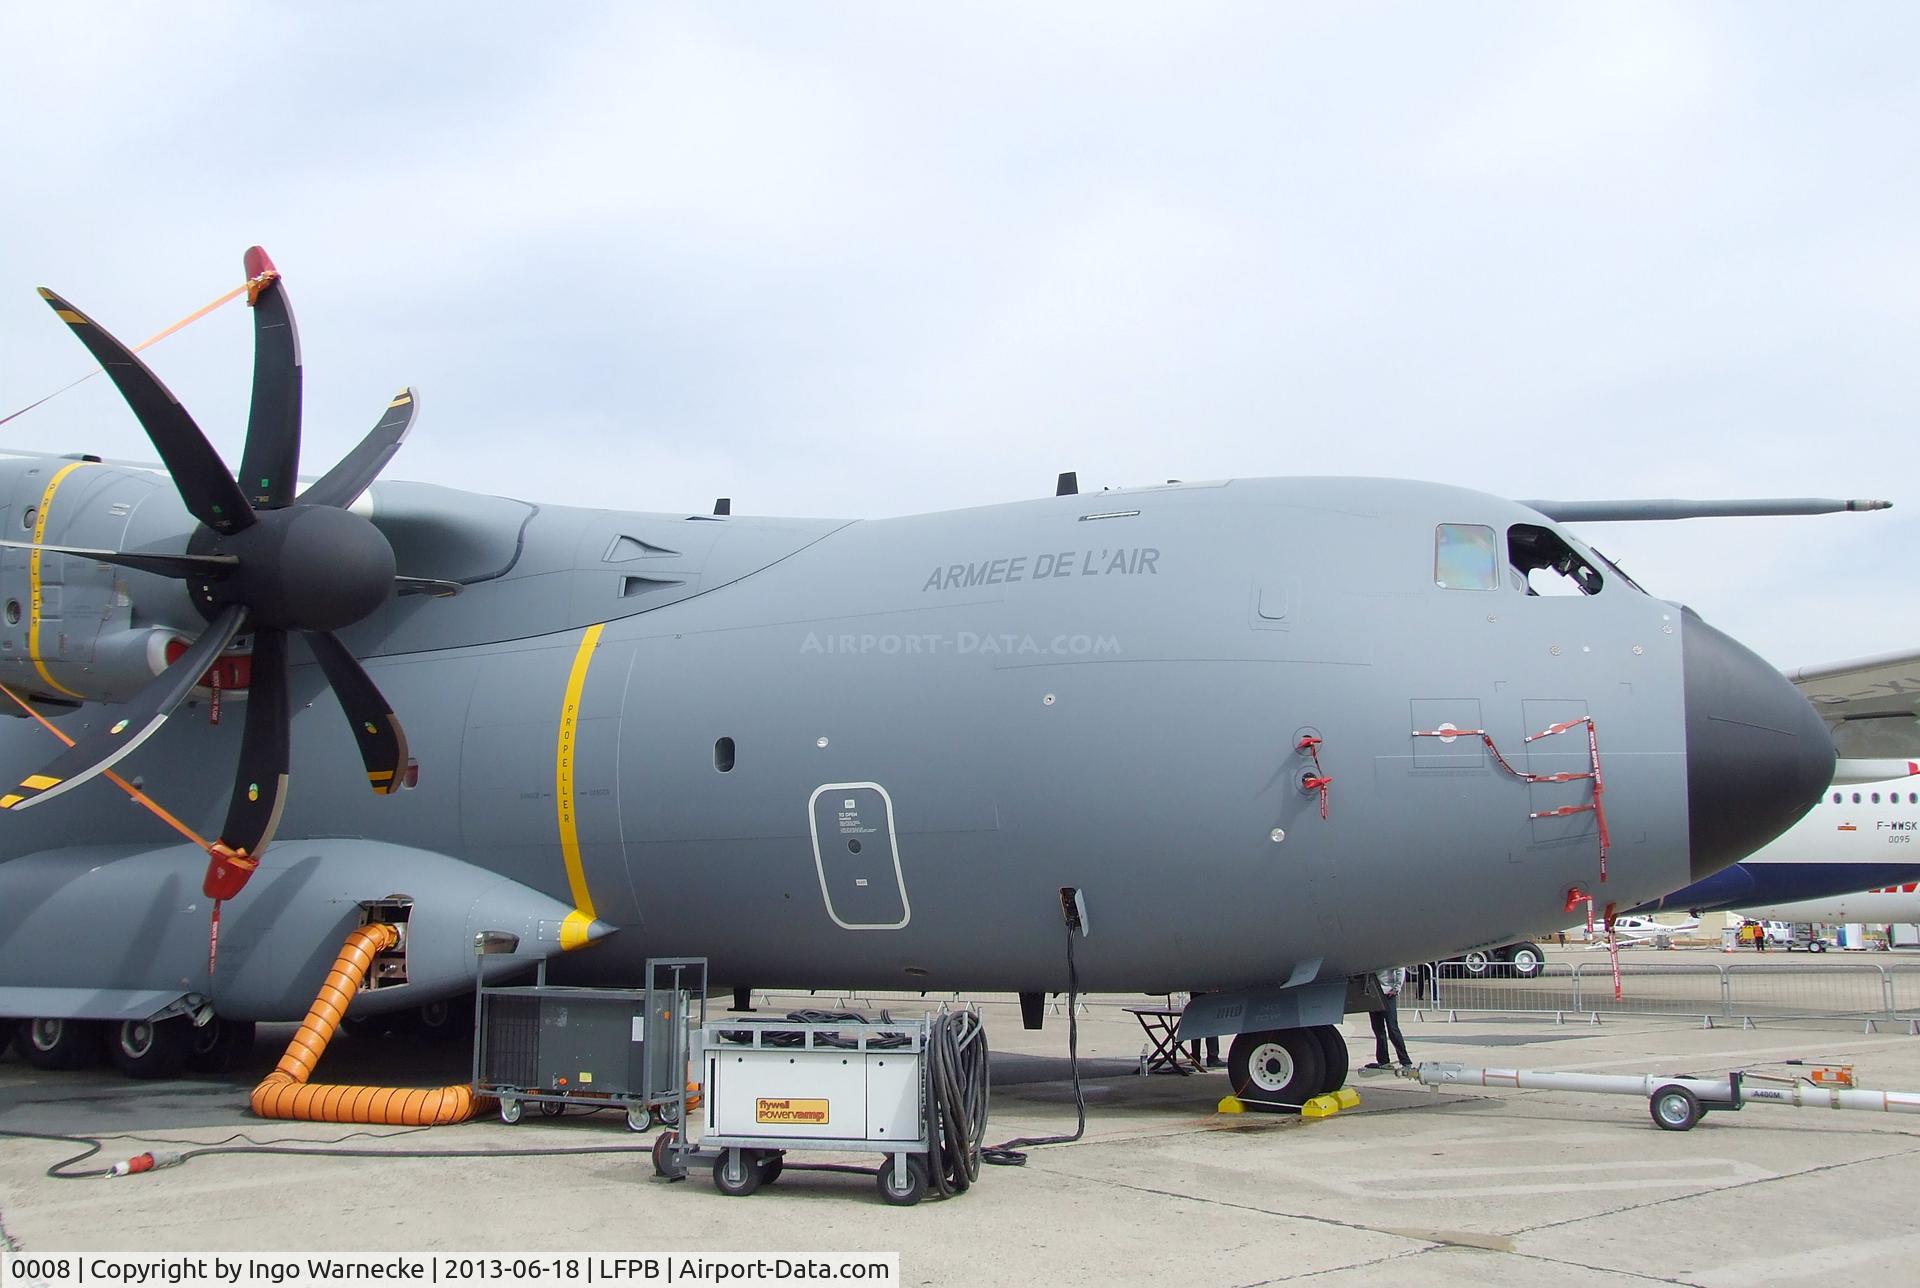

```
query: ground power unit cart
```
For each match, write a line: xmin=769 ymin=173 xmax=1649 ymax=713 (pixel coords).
xmin=653 ymin=1009 xmax=988 ymax=1206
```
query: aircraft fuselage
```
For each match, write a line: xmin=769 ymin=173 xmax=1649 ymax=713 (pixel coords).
xmin=0 ymin=466 xmax=1831 ymax=1019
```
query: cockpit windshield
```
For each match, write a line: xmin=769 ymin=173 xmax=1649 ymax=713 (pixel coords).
xmin=1434 ymin=522 xmax=1644 ymax=597
xmin=1508 ymin=524 xmax=1602 ymax=596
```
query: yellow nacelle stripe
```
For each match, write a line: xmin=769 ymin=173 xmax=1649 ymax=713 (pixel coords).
xmin=28 ymin=461 xmax=89 ymax=699
xmin=555 ymin=623 xmax=606 ymax=946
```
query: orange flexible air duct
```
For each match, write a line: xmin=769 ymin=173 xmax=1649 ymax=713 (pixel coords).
xmin=251 ymin=922 xmax=489 ymax=1124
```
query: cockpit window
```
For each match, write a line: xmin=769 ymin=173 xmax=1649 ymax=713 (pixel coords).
xmin=1435 ymin=524 xmax=1498 ymax=590
xmin=1508 ymin=524 xmax=1602 ymax=596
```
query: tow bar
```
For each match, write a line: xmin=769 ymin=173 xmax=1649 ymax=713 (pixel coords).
xmin=1400 ymin=1061 xmax=1920 ymax=1132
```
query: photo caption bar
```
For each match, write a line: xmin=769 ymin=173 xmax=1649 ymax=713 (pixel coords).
xmin=2 ymin=1254 xmax=899 ymax=1288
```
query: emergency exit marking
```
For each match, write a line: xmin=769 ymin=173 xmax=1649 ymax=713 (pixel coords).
xmin=758 ymin=1097 xmax=829 ymax=1125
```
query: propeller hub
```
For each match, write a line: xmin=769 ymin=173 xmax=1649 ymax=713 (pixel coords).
xmin=194 ymin=505 xmax=395 ymax=632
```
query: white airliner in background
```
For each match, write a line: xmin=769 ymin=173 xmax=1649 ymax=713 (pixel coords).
xmin=1733 ymin=883 xmax=1920 ymax=926
xmin=1637 ymin=778 xmax=1920 ymax=913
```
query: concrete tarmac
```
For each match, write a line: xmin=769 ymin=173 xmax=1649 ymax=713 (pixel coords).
xmin=3 ymin=999 xmax=1919 ymax=1286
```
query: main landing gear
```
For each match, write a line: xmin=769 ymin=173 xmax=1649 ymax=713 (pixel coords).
xmin=14 ymin=1017 xmax=102 ymax=1070
xmin=1225 ymin=1023 xmax=1351 ymax=1111
xmin=10 ymin=1014 xmax=258 ymax=1080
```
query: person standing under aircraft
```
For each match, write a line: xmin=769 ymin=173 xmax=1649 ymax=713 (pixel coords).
xmin=1185 ymin=992 xmax=1222 ymax=1069
xmin=1365 ymin=966 xmax=1413 ymax=1070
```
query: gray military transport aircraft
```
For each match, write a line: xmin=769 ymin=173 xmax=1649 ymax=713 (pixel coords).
xmin=0 ymin=249 xmax=1863 ymax=1110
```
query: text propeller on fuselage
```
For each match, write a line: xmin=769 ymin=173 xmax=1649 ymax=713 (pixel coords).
xmin=1 ymin=248 xmax=414 ymax=900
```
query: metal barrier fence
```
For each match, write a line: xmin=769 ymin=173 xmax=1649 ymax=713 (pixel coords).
xmin=1408 ymin=959 xmax=1920 ymax=1031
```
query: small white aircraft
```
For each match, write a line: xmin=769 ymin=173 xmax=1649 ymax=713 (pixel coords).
xmin=1568 ymin=913 xmax=1700 ymax=948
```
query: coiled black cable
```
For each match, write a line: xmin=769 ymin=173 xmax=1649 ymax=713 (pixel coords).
xmin=922 ymin=1008 xmax=989 ymax=1196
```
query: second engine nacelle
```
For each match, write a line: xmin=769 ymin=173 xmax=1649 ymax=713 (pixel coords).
xmin=0 ymin=455 xmax=207 ymax=706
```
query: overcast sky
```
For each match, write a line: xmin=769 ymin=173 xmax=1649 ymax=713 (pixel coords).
xmin=1 ymin=3 xmax=1914 ymax=667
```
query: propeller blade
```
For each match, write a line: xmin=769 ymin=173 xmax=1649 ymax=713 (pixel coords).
xmin=216 ymin=626 xmax=289 ymax=858
xmin=35 ymin=289 xmax=254 ymax=536
xmin=0 ymin=604 xmax=247 ymax=811
xmin=237 ymin=247 xmax=303 ymax=510
xmin=300 ymin=387 xmax=417 ymax=510
xmin=0 ymin=539 xmax=238 ymax=580
xmin=304 ymin=629 xmax=408 ymax=793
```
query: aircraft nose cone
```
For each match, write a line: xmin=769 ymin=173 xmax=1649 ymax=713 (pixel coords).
xmin=1682 ymin=607 xmax=1833 ymax=882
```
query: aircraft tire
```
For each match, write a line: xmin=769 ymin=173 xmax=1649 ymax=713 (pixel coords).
xmin=188 ymin=1018 xmax=256 ymax=1074
xmin=15 ymin=1018 xmax=102 ymax=1071
xmin=1227 ymin=1028 xmax=1325 ymax=1112
xmin=1507 ymin=942 xmax=1545 ymax=979
xmin=407 ymin=1000 xmax=475 ymax=1044
xmin=1309 ymin=1024 xmax=1349 ymax=1094
xmin=107 ymin=1017 xmax=193 ymax=1080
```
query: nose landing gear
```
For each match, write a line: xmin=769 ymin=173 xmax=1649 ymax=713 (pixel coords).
xmin=1225 ymin=1024 xmax=1348 ymax=1111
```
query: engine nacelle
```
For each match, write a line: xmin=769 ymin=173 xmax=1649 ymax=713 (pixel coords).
xmin=0 ymin=840 xmax=596 ymax=1022
xmin=0 ymin=455 xmax=206 ymax=705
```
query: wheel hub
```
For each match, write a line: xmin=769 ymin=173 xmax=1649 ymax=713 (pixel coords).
xmin=1250 ymin=1043 xmax=1296 ymax=1091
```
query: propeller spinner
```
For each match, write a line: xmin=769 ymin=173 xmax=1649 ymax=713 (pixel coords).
xmin=3 ymin=248 xmax=413 ymax=901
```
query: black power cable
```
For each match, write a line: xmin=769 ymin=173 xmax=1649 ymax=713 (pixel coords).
xmin=982 ymin=924 xmax=1087 ymax=1166
xmin=0 ymin=1126 xmax=656 ymax=1180
xmin=922 ymin=1008 xmax=988 ymax=1197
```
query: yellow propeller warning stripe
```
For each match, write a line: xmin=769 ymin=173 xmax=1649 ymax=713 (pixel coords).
xmin=0 ymin=772 xmax=63 ymax=810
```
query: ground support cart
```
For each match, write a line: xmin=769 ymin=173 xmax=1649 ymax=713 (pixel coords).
xmin=474 ymin=957 xmax=706 ymax=1131
xmin=653 ymin=1014 xmax=933 ymax=1205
